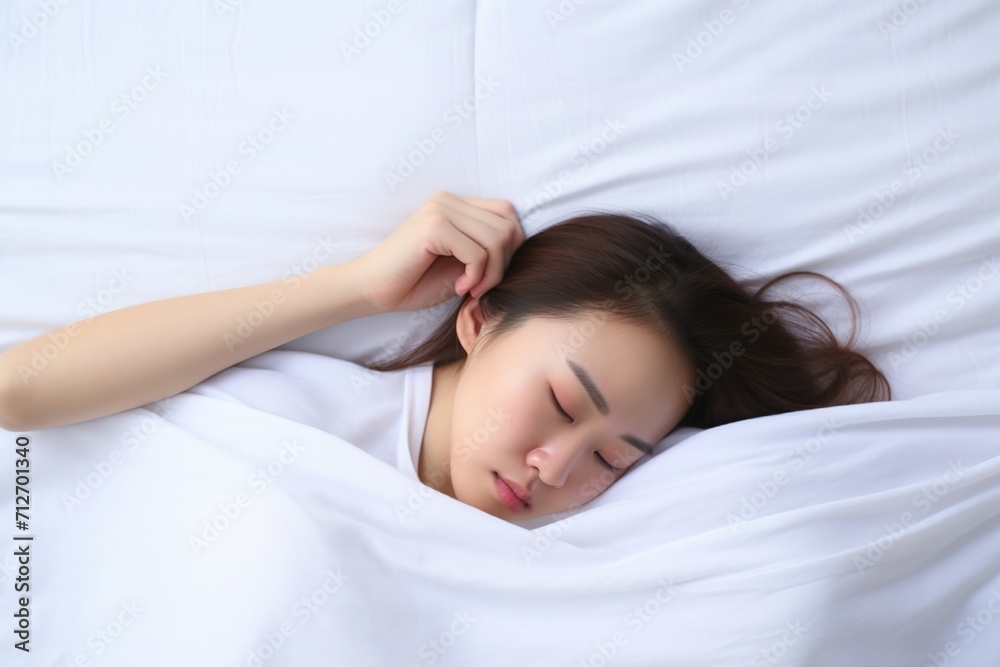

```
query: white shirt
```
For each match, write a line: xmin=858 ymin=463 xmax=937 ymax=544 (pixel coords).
xmin=186 ymin=350 xmax=434 ymax=480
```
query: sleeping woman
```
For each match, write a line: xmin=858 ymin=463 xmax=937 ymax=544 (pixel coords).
xmin=0 ymin=191 xmax=891 ymax=522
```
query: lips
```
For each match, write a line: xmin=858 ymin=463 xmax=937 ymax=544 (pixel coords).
xmin=495 ymin=472 xmax=532 ymax=509
xmin=504 ymin=477 xmax=532 ymax=505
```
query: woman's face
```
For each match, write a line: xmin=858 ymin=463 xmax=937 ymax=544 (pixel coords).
xmin=427 ymin=299 xmax=697 ymax=523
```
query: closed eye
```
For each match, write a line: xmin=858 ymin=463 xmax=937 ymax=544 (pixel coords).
xmin=596 ymin=453 xmax=624 ymax=474
xmin=551 ymin=386 xmax=623 ymax=473
xmin=551 ymin=387 xmax=573 ymax=423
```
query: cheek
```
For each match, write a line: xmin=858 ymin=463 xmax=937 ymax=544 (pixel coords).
xmin=466 ymin=404 xmax=543 ymax=478
xmin=500 ymin=390 xmax=549 ymax=453
xmin=448 ymin=392 xmax=511 ymax=468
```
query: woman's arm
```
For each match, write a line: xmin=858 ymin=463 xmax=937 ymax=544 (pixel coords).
xmin=0 ymin=261 xmax=374 ymax=431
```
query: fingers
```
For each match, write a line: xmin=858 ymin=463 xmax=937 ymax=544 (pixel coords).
xmin=425 ymin=193 xmax=523 ymax=297
xmin=431 ymin=193 xmax=506 ymax=234
xmin=446 ymin=192 xmax=521 ymax=227
xmin=426 ymin=215 xmax=489 ymax=296
xmin=429 ymin=192 xmax=525 ymax=245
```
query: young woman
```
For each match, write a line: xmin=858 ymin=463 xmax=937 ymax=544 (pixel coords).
xmin=0 ymin=191 xmax=890 ymax=522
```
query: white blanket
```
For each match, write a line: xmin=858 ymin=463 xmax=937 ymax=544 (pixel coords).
xmin=2 ymin=0 xmax=1000 ymax=664
xmin=3 ymin=386 xmax=999 ymax=665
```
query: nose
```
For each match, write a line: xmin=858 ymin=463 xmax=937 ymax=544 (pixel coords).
xmin=526 ymin=436 xmax=584 ymax=489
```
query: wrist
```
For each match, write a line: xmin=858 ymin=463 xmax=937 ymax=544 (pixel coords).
xmin=314 ymin=261 xmax=380 ymax=322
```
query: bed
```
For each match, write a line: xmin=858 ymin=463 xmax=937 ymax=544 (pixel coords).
xmin=1 ymin=0 xmax=999 ymax=665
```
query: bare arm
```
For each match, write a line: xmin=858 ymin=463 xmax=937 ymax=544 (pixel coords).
xmin=0 ymin=261 xmax=375 ymax=431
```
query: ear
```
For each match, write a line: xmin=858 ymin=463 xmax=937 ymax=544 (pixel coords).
xmin=455 ymin=296 xmax=490 ymax=357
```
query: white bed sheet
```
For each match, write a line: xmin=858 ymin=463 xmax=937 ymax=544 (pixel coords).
xmin=2 ymin=0 xmax=999 ymax=664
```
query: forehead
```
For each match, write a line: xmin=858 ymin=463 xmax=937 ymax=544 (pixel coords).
xmin=521 ymin=313 xmax=667 ymax=357
xmin=513 ymin=314 xmax=692 ymax=412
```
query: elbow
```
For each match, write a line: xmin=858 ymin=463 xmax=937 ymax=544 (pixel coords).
xmin=0 ymin=415 xmax=27 ymax=433
xmin=0 ymin=372 xmax=29 ymax=433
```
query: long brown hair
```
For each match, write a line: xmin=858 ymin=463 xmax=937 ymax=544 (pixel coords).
xmin=358 ymin=212 xmax=891 ymax=429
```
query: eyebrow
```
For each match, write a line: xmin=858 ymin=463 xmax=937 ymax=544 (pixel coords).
xmin=565 ymin=358 xmax=656 ymax=456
